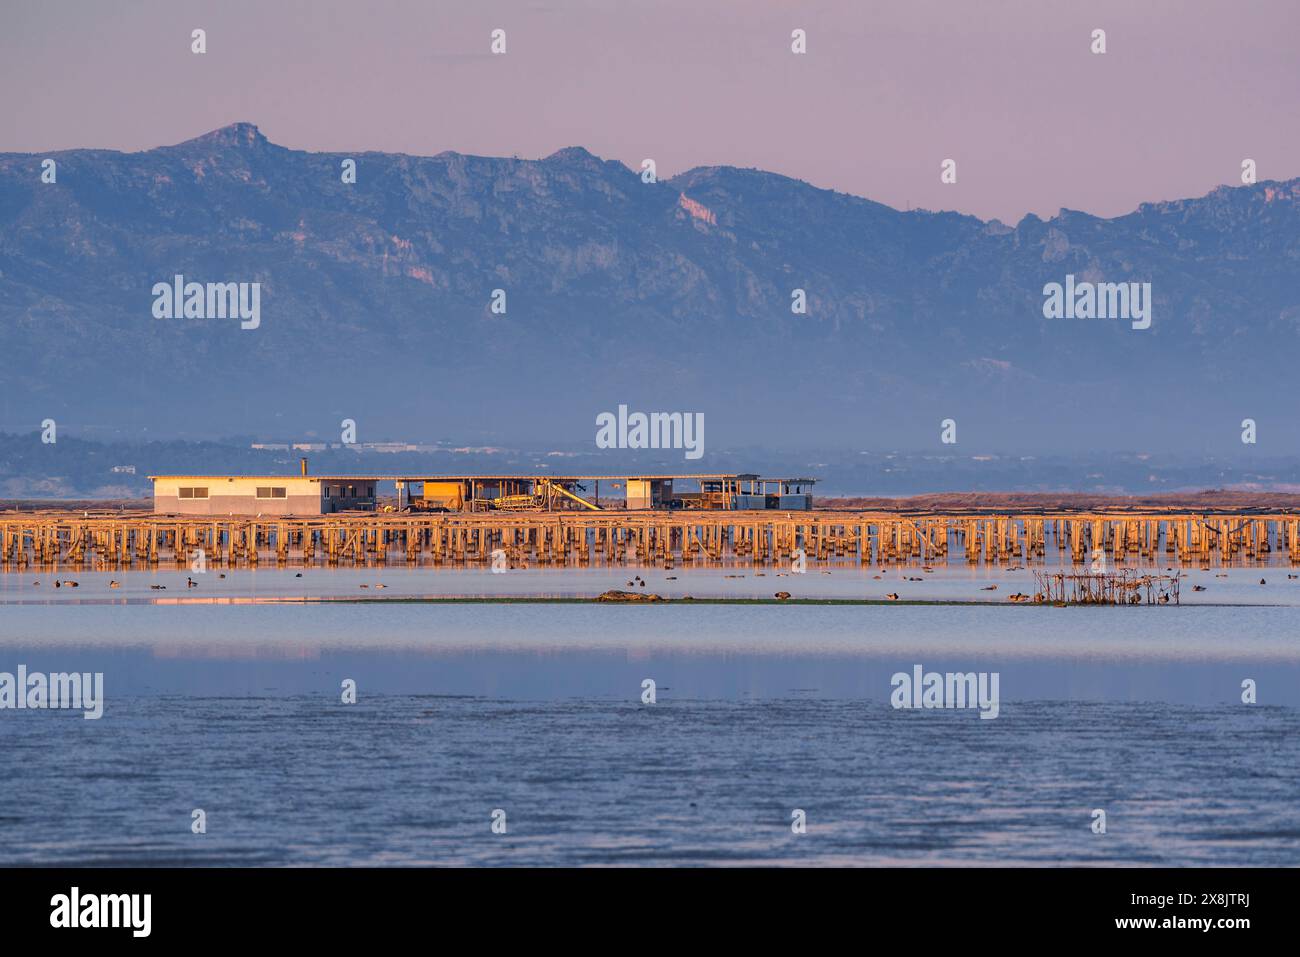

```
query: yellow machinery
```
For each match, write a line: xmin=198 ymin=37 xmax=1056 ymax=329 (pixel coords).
xmin=485 ymin=480 xmax=602 ymax=511
xmin=492 ymin=493 xmax=542 ymax=511
xmin=420 ymin=481 xmax=465 ymax=511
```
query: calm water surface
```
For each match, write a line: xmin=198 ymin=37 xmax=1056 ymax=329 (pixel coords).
xmin=1 ymin=563 xmax=1298 ymax=866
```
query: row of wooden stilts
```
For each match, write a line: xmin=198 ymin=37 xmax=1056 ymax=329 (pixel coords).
xmin=2 ymin=513 xmax=1299 ymax=568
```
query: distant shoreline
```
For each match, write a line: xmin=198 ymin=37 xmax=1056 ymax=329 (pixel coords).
xmin=0 ymin=595 xmax=1260 ymax=609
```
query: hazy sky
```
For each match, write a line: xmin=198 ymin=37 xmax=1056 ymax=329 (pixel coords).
xmin=2 ymin=0 xmax=1296 ymax=222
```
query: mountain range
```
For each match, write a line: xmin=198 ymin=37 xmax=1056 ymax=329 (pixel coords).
xmin=2 ymin=122 xmax=1298 ymax=457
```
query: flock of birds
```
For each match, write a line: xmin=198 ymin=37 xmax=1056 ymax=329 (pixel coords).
xmin=742 ymin=565 xmax=1291 ymax=602
xmin=32 ymin=573 xmax=404 ymax=590
xmin=25 ymin=566 xmax=1300 ymax=601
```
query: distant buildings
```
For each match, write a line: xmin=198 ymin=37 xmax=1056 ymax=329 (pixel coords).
xmin=249 ymin=441 xmax=446 ymax=453
xmin=151 ymin=471 xmax=375 ymax=516
xmin=152 ymin=475 xmax=376 ymax=515
xmin=151 ymin=467 xmax=814 ymax=516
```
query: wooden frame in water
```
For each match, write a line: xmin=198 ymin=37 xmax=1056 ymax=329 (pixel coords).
xmin=1032 ymin=569 xmax=1180 ymax=605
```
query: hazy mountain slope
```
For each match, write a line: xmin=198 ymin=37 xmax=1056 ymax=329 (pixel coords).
xmin=1 ymin=123 xmax=1297 ymax=453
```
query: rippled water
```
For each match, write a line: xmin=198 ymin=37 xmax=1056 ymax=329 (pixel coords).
xmin=3 ymin=696 xmax=1298 ymax=866
xmin=1 ymin=564 xmax=1299 ymax=866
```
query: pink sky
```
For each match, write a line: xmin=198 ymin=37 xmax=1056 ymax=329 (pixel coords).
xmin=2 ymin=0 xmax=1296 ymax=222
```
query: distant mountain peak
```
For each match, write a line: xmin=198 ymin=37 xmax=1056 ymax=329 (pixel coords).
xmin=171 ymin=122 xmax=268 ymax=150
xmin=540 ymin=146 xmax=620 ymax=173
xmin=543 ymin=146 xmax=599 ymax=162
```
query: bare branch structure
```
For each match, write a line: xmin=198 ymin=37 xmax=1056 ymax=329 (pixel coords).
xmin=1031 ymin=570 xmax=1181 ymax=605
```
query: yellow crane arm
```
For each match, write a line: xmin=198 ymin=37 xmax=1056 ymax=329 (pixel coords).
xmin=540 ymin=480 xmax=602 ymax=510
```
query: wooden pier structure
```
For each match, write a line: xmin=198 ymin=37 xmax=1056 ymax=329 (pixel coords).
xmin=3 ymin=510 xmax=1300 ymax=570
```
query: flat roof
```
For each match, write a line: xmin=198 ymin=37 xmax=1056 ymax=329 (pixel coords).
xmin=150 ymin=473 xmax=816 ymax=483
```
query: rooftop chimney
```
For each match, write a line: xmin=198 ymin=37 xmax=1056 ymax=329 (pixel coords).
xmin=300 ymin=457 xmax=308 ymax=476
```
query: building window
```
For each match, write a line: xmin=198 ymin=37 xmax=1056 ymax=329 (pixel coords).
xmin=323 ymin=486 xmax=331 ymax=499
xmin=256 ymin=486 xmax=287 ymax=499
xmin=178 ymin=487 xmax=209 ymax=499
